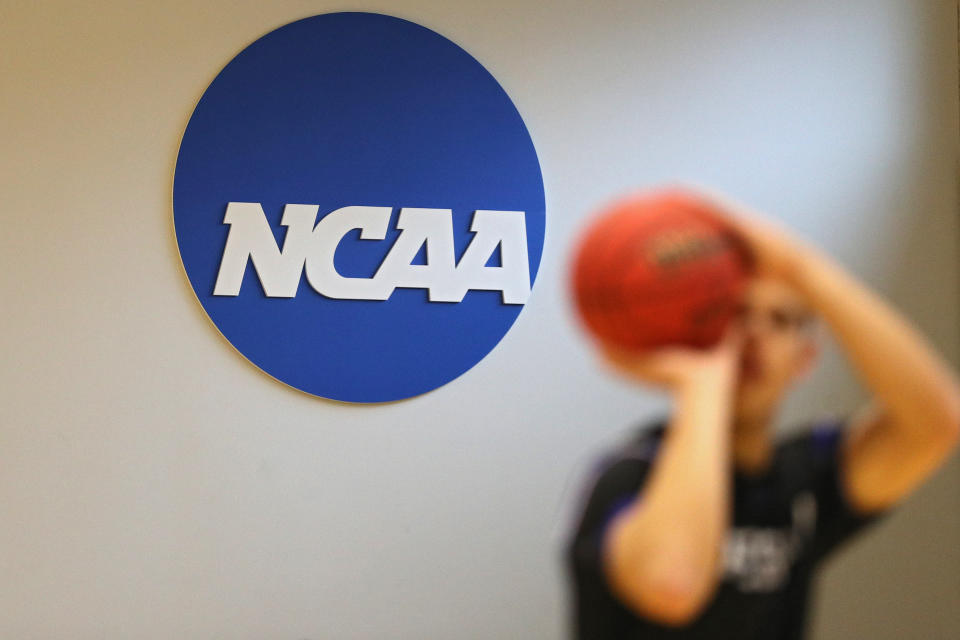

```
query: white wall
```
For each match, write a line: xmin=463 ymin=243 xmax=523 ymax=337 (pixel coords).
xmin=1 ymin=1 xmax=957 ymax=638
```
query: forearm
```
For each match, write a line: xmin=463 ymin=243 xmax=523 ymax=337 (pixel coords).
xmin=790 ymin=247 xmax=960 ymax=441
xmin=603 ymin=365 xmax=736 ymax=624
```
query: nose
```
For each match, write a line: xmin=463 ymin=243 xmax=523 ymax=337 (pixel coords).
xmin=731 ymin=308 xmax=757 ymax=336
xmin=735 ymin=307 xmax=766 ymax=337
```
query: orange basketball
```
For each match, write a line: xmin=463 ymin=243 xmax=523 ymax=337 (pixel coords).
xmin=571 ymin=189 xmax=753 ymax=352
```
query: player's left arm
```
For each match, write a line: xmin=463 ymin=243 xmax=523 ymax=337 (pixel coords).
xmin=788 ymin=247 xmax=960 ymax=513
xmin=693 ymin=188 xmax=960 ymax=514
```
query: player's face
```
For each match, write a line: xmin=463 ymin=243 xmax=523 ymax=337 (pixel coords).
xmin=732 ymin=277 xmax=818 ymax=422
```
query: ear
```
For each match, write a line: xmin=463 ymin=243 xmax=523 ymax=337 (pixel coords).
xmin=793 ymin=337 xmax=819 ymax=382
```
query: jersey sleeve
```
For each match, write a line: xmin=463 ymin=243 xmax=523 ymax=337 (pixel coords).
xmin=804 ymin=420 xmax=887 ymax=563
xmin=564 ymin=445 xmax=656 ymax=639
xmin=566 ymin=455 xmax=651 ymax=577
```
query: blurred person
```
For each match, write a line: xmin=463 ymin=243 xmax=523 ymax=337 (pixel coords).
xmin=565 ymin=193 xmax=960 ymax=639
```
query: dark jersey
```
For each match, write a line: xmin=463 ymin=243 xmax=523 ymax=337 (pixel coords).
xmin=565 ymin=416 xmax=884 ymax=640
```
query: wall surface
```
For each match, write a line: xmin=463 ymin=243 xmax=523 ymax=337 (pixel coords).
xmin=1 ymin=1 xmax=957 ymax=638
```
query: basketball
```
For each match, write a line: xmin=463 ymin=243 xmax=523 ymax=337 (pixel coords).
xmin=571 ymin=189 xmax=753 ymax=352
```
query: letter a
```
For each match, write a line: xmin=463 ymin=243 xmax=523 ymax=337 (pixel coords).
xmin=453 ymin=210 xmax=530 ymax=304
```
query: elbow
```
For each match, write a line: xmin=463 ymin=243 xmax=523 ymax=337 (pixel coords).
xmin=635 ymin=569 xmax=712 ymax=627
xmin=607 ymin=557 xmax=715 ymax=627
xmin=601 ymin=510 xmax=720 ymax=627
xmin=902 ymin=386 xmax=960 ymax=459
xmin=932 ymin=390 xmax=960 ymax=454
xmin=940 ymin=417 xmax=960 ymax=457
xmin=945 ymin=388 xmax=960 ymax=447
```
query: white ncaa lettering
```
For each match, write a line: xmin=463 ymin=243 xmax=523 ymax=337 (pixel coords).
xmin=212 ymin=202 xmax=531 ymax=304
xmin=303 ymin=205 xmax=393 ymax=300
xmin=213 ymin=202 xmax=318 ymax=298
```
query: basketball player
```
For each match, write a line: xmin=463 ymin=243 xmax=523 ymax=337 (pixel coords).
xmin=565 ymin=192 xmax=960 ymax=639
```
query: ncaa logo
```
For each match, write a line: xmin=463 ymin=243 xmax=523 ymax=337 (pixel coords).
xmin=173 ymin=13 xmax=545 ymax=402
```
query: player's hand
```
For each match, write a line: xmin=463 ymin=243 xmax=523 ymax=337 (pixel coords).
xmin=684 ymin=186 xmax=816 ymax=285
xmin=599 ymin=323 xmax=744 ymax=391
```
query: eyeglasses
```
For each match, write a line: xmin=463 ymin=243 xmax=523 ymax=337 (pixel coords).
xmin=732 ymin=303 xmax=814 ymax=334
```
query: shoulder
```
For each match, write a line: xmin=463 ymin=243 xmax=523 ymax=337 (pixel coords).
xmin=777 ymin=415 xmax=847 ymax=466
xmin=778 ymin=416 xmax=888 ymax=558
xmin=770 ymin=415 xmax=851 ymax=500
xmin=597 ymin=415 xmax=669 ymax=483
xmin=572 ymin=417 xmax=668 ymax=526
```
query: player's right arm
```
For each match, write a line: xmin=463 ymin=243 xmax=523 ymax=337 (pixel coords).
xmin=597 ymin=329 xmax=740 ymax=626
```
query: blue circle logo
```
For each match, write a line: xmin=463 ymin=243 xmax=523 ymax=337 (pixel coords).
xmin=173 ymin=13 xmax=545 ymax=402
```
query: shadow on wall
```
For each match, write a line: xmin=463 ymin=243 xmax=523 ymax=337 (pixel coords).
xmin=797 ymin=2 xmax=960 ymax=638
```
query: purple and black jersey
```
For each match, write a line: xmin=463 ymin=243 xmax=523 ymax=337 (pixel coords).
xmin=565 ymin=416 xmax=885 ymax=639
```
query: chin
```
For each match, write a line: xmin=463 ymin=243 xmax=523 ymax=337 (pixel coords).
xmin=734 ymin=386 xmax=776 ymax=424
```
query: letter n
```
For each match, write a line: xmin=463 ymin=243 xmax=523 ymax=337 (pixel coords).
xmin=212 ymin=202 xmax=318 ymax=297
